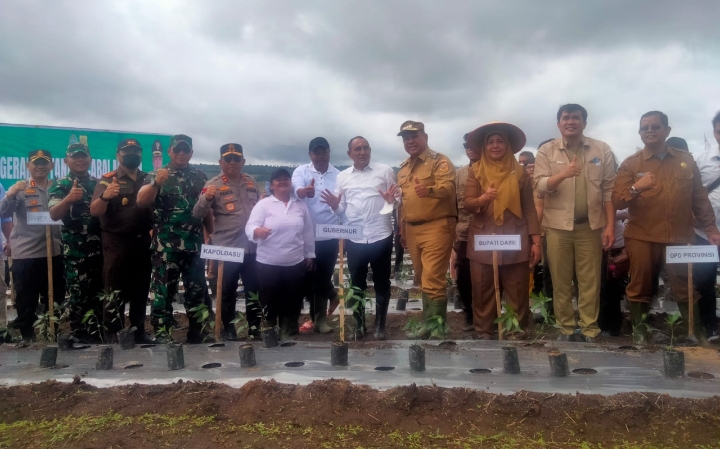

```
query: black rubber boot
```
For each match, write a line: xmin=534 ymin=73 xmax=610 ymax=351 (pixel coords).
xmin=348 ymin=292 xmax=366 ymax=340
xmin=373 ymin=294 xmax=389 ymax=340
xmin=313 ymin=296 xmax=333 ymax=334
xmin=630 ymin=301 xmax=649 ymax=345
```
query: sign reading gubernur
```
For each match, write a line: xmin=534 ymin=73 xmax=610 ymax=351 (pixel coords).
xmin=474 ymin=235 xmax=522 ymax=251
xmin=666 ymin=245 xmax=719 ymax=264
xmin=315 ymin=224 xmax=363 ymax=239
xmin=200 ymin=244 xmax=245 ymax=263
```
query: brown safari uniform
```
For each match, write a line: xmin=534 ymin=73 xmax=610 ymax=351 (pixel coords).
xmin=398 ymin=144 xmax=457 ymax=305
xmin=613 ymin=146 xmax=719 ymax=304
xmin=92 ymin=162 xmax=153 ymax=342
xmin=465 ymin=167 xmax=541 ymax=335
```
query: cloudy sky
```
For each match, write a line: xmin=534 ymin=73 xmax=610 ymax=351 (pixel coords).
xmin=1 ymin=0 xmax=719 ymax=167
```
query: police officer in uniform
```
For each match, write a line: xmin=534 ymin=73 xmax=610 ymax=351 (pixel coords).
xmin=397 ymin=121 xmax=457 ymax=337
xmin=0 ymin=150 xmax=64 ymax=341
xmin=137 ymin=134 xmax=209 ymax=343
xmin=193 ymin=143 xmax=260 ymax=340
xmin=90 ymin=139 xmax=154 ymax=343
xmin=48 ymin=143 xmax=103 ymax=342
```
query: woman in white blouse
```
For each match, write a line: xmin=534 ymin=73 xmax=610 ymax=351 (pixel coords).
xmin=245 ymin=169 xmax=316 ymax=340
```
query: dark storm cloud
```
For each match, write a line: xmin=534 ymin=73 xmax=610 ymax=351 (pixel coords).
xmin=0 ymin=0 xmax=718 ymax=166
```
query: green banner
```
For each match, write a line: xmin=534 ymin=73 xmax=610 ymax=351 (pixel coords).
xmin=0 ymin=123 xmax=172 ymax=190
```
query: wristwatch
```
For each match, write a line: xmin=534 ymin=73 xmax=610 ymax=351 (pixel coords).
xmin=629 ymin=185 xmax=640 ymax=196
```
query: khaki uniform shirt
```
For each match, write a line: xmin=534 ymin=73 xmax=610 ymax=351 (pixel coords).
xmin=0 ymin=179 xmax=62 ymax=259
xmin=534 ymin=136 xmax=615 ymax=231
xmin=455 ymin=164 xmax=470 ymax=242
xmin=398 ymin=148 xmax=457 ymax=226
xmin=92 ymin=165 xmax=152 ymax=236
xmin=613 ymin=147 xmax=719 ymax=244
xmin=193 ymin=173 xmax=260 ymax=253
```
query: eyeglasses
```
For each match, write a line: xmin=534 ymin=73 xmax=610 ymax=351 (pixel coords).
xmin=172 ymin=145 xmax=192 ymax=154
xmin=223 ymin=155 xmax=242 ymax=163
xmin=639 ymin=124 xmax=663 ymax=133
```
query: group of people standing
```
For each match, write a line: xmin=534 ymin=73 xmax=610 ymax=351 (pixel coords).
xmin=453 ymin=105 xmax=720 ymax=344
xmin=2 ymin=105 xmax=720 ymax=345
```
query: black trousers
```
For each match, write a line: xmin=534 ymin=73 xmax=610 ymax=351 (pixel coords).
xmin=305 ymin=239 xmax=338 ymax=318
xmin=11 ymin=256 xmax=65 ymax=337
xmin=102 ymin=232 xmax=151 ymax=339
xmin=346 ymin=235 xmax=393 ymax=299
xmin=257 ymin=261 xmax=306 ymax=325
xmin=694 ymin=235 xmax=718 ymax=337
xmin=220 ymin=253 xmax=259 ymax=329
xmin=453 ymin=240 xmax=473 ymax=324
xmin=393 ymin=209 xmax=404 ymax=271
xmin=598 ymin=247 xmax=627 ymax=335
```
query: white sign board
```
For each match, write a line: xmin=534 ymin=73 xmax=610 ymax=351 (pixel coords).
xmin=315 ymin=224 xmax=363 ymax=239
xmin=474 ymin=235 xmax=522 ymax=251
xmin=666 ymin=245 xmax=719 ymax=264
xmin=200 ymin=244 xmax=245 ymax=263
xmin=27 ymin=211 xmax=62 ymax=225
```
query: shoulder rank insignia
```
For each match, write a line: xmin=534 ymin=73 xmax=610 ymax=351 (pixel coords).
xmin=399 ymin=159 xmax=409 ymax=168
xmin=428 ymin=150 xmax=439 ymax=159
xmin=103 ymin=170 xmax=117 ymax=178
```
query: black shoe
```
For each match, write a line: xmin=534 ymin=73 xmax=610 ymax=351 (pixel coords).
xmin=222 ymin=326 xmax=239 ymax=341
xmin=135 ymin=332 xmax=156 ymax=344
xmin=186 ymin=329 xmax=214 ymax=344
xmin=575 ymin=334 xmax=597 ymax=343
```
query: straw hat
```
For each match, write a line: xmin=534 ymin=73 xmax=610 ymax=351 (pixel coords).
xmin=466 ymin=122 xmax=527 ymax=154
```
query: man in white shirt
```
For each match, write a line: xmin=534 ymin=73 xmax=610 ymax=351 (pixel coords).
xmin=692 ymin=112 xmax=720 ymax=342
xmin=321 ymin=136 xmax=399 ymax=339
xmin=292 ymin=137 xmax=341 ymax=334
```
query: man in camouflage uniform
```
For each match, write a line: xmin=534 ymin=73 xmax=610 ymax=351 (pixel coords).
xmin=193 ymin=143 xmax=260 ymax=340
xmin=137 ymin=134 xmax=209 ymax=343
xmin=48 ymin=143 xmax=103 ymax=342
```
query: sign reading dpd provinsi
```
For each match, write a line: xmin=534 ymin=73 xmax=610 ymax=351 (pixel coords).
xmin=27 ymin=211 xmax=63 ymax=225
xmin=315 ymin=224 xmax=363 ymax=239
xmin=474 ymin=235 xmax=522 ymax=251
xmin=200 ymin=244 xmax=245 ymax=263
xmin=666 ymin=245 xmax=719 ymax=264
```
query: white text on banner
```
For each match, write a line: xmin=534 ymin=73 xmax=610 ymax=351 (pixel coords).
xmin=315 ymin=224 xmax=363 ymax=239
xmin=666 ymin=245 xmax=719 ymax=264
xmin=474 ymin=235 xmax=522 ymax=251
xmin=200 ymin=244 xmax=245 ymax=263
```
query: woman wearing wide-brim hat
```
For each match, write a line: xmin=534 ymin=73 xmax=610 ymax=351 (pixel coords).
xmin=463 ymin=122 xmax=542 ymax=340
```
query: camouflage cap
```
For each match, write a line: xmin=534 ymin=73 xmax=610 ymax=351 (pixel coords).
xmin=220 ymin=143 xmax=243 ymax=157
xmin=397 ymin=120 xmax=425 ymax=136
xmin=170 ymin=134 xmax=192 ymax=149
xmin=117 ymin=138 xmax=142 ymax=152
xmin=66 ymin=142 xmax=90 ymax=156
xmin=29 ymin=149 xmax=52 ymax=163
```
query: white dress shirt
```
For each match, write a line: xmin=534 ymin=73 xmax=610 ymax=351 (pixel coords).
xmin=292 ymin=162 xmax=341 ymax=241
xmin=694 ymin=145 xmax=720 ymax=240
xmin=333 ymin=162 xmax=397 ymax=244
xmin=245 ymin=195 xmax=316 ymax=266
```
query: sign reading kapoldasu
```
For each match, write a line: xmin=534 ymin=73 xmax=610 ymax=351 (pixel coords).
xmin=666 ymin=245 xmax=719 ymax=264
xmin=474 ymin=235 xmax=522 ymax=251
xmin=200 ymin=244 xmax=245 ymax=263
xmin=27 ymin=211 xmax=63 ymax=226
xmin=315 ymin=224 xmax=363 ymax=239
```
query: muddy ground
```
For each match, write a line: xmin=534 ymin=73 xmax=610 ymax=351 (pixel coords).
xmin=1 ymin=379 xmax=719 ymax=448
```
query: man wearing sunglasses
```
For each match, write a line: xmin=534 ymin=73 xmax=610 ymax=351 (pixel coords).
xmin=193 ymin=143 xmax=260 ymax=340
xmin=90 ymin=139 xmax=154 ymax=344
xmin=137 ymin=134 xmax=209 ymax=343
xmin=614 ymin=111 xmax=720 ymax=345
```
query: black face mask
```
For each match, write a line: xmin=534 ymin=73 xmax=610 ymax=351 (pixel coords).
xmin=121 ymin=154 xmax=142 ymax=169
